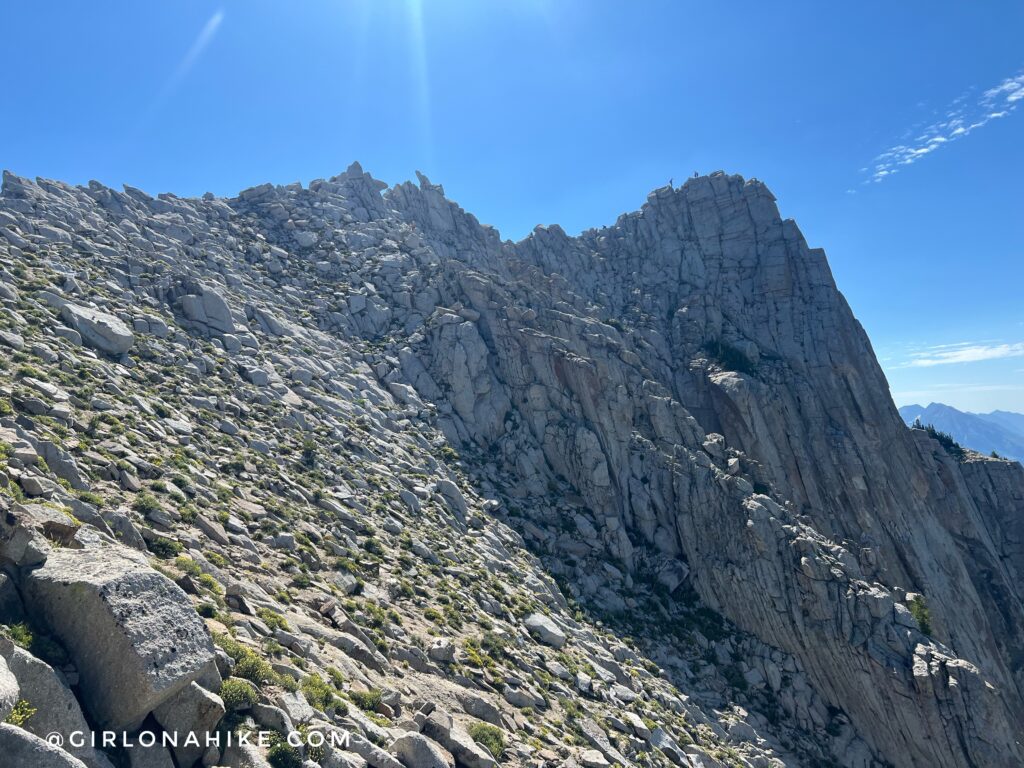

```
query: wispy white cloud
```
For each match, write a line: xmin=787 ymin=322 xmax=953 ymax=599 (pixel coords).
xmin=896 ymin=341 xmax=1024 ymax=368
xmin=865 ymin=69 xmax=1024 ymax=184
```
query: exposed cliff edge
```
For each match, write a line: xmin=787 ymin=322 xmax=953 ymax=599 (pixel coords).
xmin=0 ymin=165 xmax=1021 ymax=768
xmin=385 ymin=170 xmax=1024 ymax=766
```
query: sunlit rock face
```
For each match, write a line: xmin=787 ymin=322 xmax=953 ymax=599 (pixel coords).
xmin=389 ymin=171 xmax=1024 ymax=766
xmin=0 ymin=164 xmax=1022 ymax=767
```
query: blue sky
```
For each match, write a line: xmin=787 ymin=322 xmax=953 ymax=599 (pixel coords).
xmin=2 ymin=1 xmax=1022 ymax=412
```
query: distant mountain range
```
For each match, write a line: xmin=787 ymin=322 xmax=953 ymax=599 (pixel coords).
xmin=899 ymin=402 xmax=1024 ymax=461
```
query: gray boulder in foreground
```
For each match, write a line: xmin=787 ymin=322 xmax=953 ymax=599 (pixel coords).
xmin=23 ymin=541 xmax=216 ymax=731
xmin=0 ymin=637 xmax=113 ymax=768
xmin=153 ymin=681 xmax=225 ymax=768
xmin=0 ymin=654 xmax=18 ymax=720
xmin=390 ymin=731 xmax=454 ymax=768
xmin=0 ymin=722 xmax=88 ymax=767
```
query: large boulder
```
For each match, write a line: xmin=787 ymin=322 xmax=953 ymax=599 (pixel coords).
xmin=59 ymin=303 xmax=134 ymax=355
xmin=23 ymin=540 xmax=217 ymax=730
xmin=523 ymin=612 xmax=566 ymax=648
xmin=0 ymin=572 xmax=25 ymax=624
xmin=0 ymin=654 xmax=19 ymax=720
xmin=422 ymin=710 xmax=496 ymax=768
xmin=153 ymin=682 xmax=225 ymax=768
xmin=391 ymin=732 xmax=453 ymax=768
xmin=180 ymin=283 xmax=235 ymax=334
xmin=0 ymin=637 xmax=113 ymax=768
xmin=456 ymin=692 xmax=503 ymax=727
xmin=32 ymin=438 xmax=91 ymax=491
xmin=221 ymin=741 xmax=272 ymax=767
xmin=0 ymin=501 xmax=79 ymax=567
xmin=346 ymin=732 xmax=405 ymax=768
xmin=0 ymin=723 xmax=88 ymax=767
xmin=127 ymin=743 xmax=176 ymax=768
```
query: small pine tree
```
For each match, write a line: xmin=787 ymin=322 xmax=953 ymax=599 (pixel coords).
xmin=301 ymin=437 xmax=317 ymax=467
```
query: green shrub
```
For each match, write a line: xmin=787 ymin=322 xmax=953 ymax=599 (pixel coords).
xmin=76 ymin=490 xmax=105 ymax=507
xmin=348 ymin=688 xmax=382 ymax=712
xmin=215 ymin=633 xmax=275 ymax=685
xmin=196 ymin=603 xmax=218 ymax=619
xmin=14 ymin=364 xmax=45 ymax=380
xmin=267 ymin=740 xmax=303 ymax=768
xmin=4 ymin=700 xmax=36 ymax=727
xmin=299 ymin=723 xmax=326 ymax=761
xmin=326 ymin=666 xmax=345 ymax=688
xmin=206 ymin=551 xmax=228 ymax=567
xmin=909 ymin=595 xmax=933 ymax=636
xmin=175 ymin=556 xmax=202 ymax=577
xmin=301 ymin=673 xmax=342 ymax=711
xmin=198 ymin=573 xmax=221 ymax=593
xmin=133 ymin=492 xmax=161 ymax=515
xmin=3 ymin=622 xmax=33 ymax=649
xmin=334 ymin=556 xmax=361 ymax=574
xmin=278 ymin=673 xmax=300 ymax=693
xmin=220 ymin=678 xmax=257 ymax=711
xmin=1 ymin=622 xmax=68 ymax=667
xmin=301 ymin=438 xmax=317 ymax=467
xmin=147 ymin=537 xmax=182 ymax=559
xmin=468 ymin=722 xmax=506 ymax=758
xmin=234 ymin=652 xmax=275 ymax=684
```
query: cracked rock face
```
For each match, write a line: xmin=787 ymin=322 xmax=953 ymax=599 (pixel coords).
xmin=388 ymin=173 xmax=1024 ymax=766
xmin=0 ymin=165 xmax=1021 ymax=768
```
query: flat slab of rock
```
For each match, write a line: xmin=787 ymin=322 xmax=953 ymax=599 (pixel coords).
xmin=24 ymin=542 xmax=216 ymax=730
xmin=60 ymin=303 xmax=134 ymax=355
xmin=523 ymin=612 xmax=566 ymax=648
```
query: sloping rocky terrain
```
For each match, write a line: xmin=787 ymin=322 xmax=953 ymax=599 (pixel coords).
xmin=0 ymin=164 xmax=1021 ymax=768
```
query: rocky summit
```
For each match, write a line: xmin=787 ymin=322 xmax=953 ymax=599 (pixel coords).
xmin=0 ymin=164 xmax=1021 ymax=768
